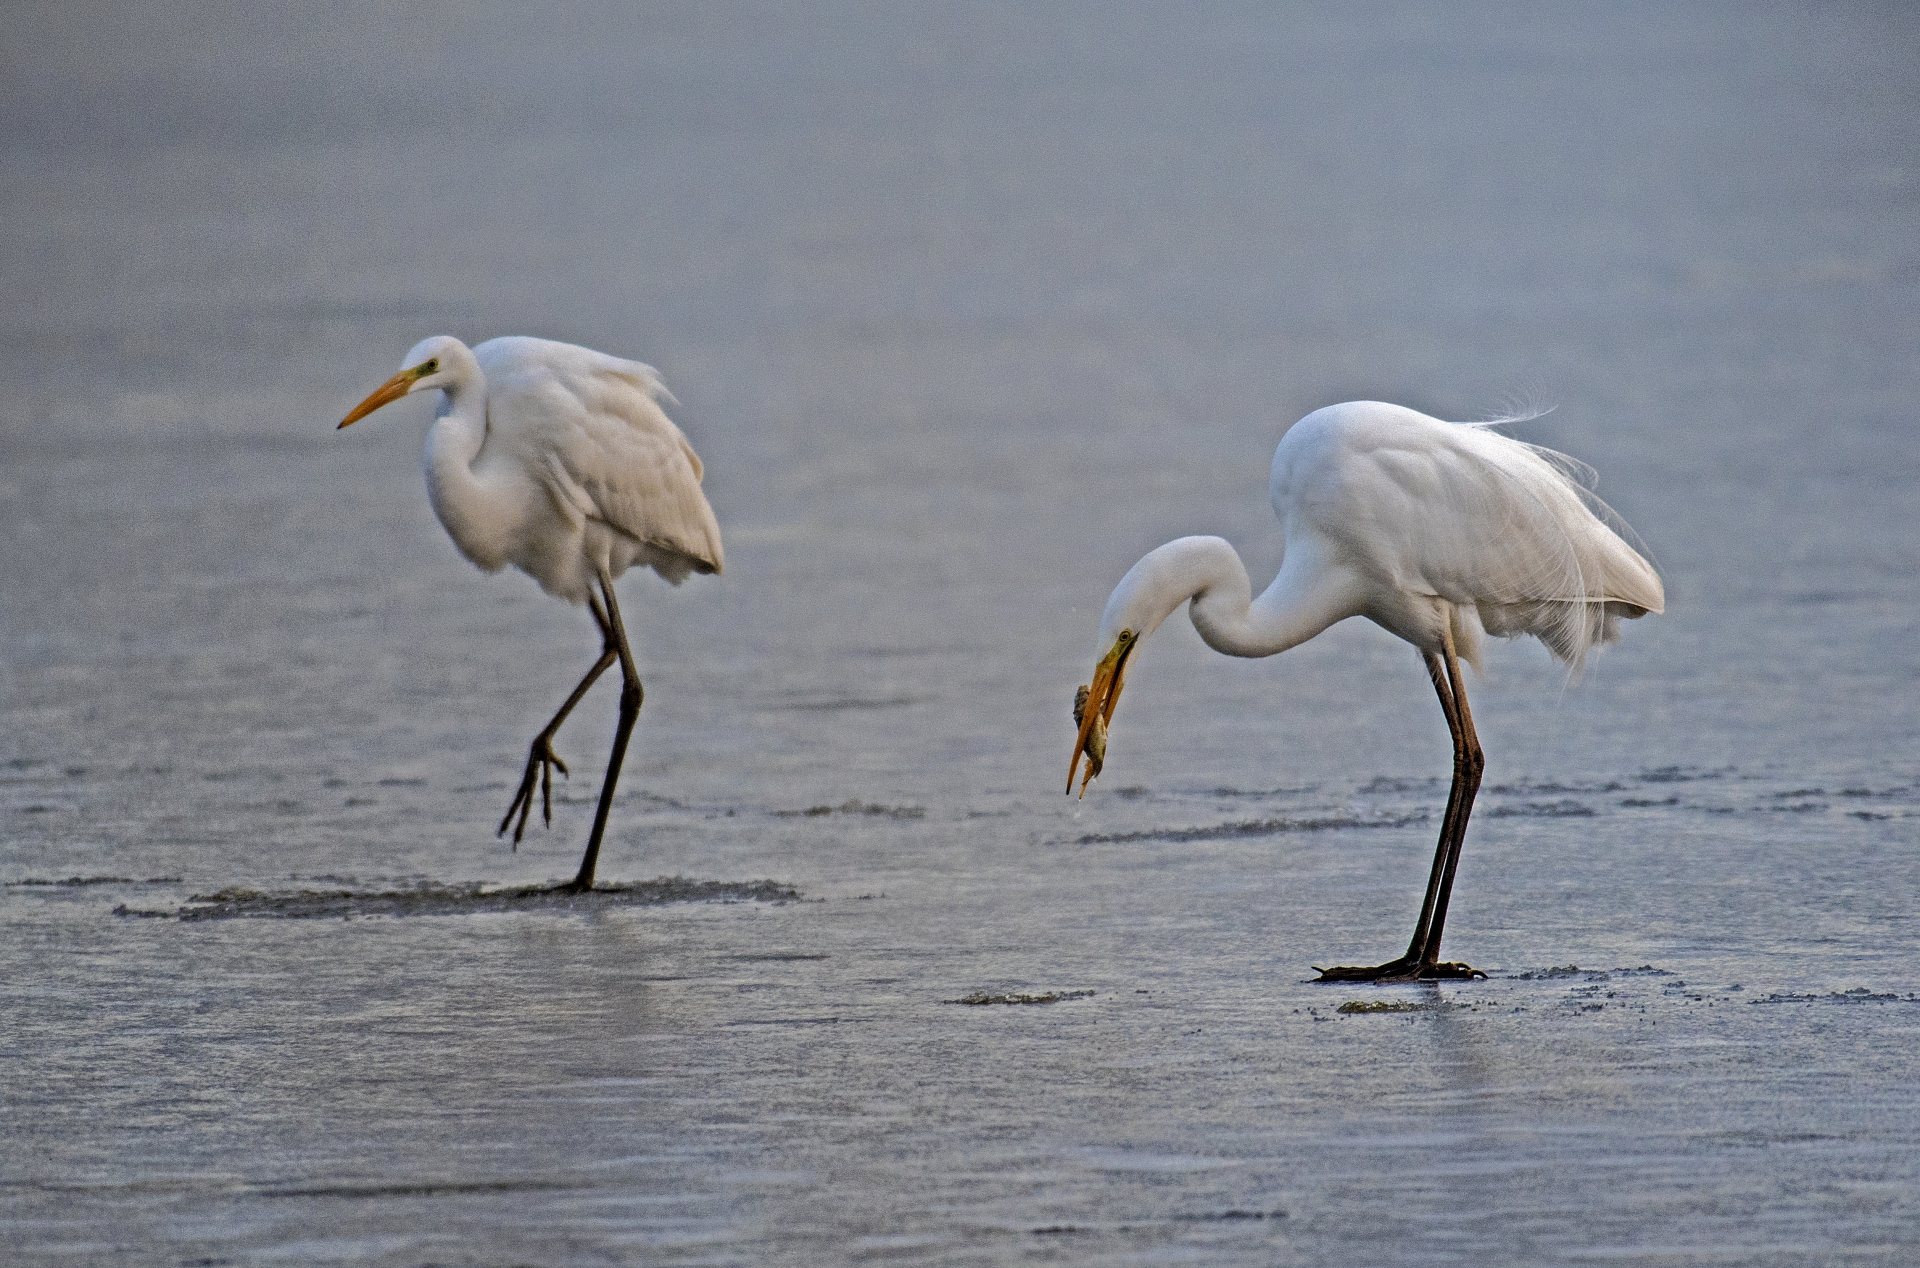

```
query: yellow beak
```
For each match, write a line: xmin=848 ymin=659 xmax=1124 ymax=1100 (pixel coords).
xmin=1066 ymin=630 xmax=1137 ymax=797
xmin=338 ymin=367 xmax=422 ymax=429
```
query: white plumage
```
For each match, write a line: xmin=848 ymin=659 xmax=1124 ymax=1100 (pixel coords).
xmin=1267 ymin=401 xmax=1661 ymax=673
xmin=340 ymin=334 xmax=722 ymax=891
xmin=418 ymin=335 xmax=722 ymax=600
xmin=1069 ymin=400 xmax=1662 ymax=981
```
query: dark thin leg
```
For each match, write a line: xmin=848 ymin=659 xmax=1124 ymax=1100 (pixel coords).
xmin=498 ymin=595 xmax=618 ymax=845
xmin=569 ymin=569 xmax=644 ymax=893
xmin=1418 ymin=636 xmax=1484 ymax=976
xmin=1315 ymin=634 xmax=1485 ymax=982
xmin=1397 ymin=650 xmax=1469 ymax=963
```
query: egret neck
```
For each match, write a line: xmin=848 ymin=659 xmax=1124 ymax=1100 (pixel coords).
xmin=420 ymin=350 xmax=511 ymax=574
xmin=1067 ymin=534 xmax=1367 ymax=796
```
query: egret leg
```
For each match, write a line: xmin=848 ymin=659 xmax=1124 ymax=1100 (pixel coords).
xmin=568 ymin=569 xmax=644 ymax=893
xmin=1416 ymin=636 xmax=1484 ymax=977
xmin=499 ymin=594 xmax=618 ymax=845
xmin=1398 ymin=651 xmax=1466 ymax=961
xmin=1314 ymin=638 xmax=1484 ymax=982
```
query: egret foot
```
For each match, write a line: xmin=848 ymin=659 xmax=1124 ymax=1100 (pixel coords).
xmin=1312 ymin=957 xmax=1419 ymax=983
xmin=499 ymin=736 xmax=568 ymax=845
xmin=1417 ymin=962 xmax=1486 ymax=980
xmin=1312 ymin=958 xmax=1484 ymax=982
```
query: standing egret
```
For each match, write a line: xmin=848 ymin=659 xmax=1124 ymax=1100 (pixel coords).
xmin=1068 ymin=401 xmax=1662 ymax=981
xmin=339 ymin=335 xmax=723 ymax=892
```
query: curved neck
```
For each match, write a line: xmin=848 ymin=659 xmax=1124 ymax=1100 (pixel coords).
xmin=1102 ymin=535 xmax=1362 ymax=660
xmin=423 ymin=376 xmax=496 ymax=562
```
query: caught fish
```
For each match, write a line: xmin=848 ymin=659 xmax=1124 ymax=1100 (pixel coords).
xmin=1072 ymin=683 xmax=1107 ymax=780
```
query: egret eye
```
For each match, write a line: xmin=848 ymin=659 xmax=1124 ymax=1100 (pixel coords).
xmin=422 ymin=358 xmax=440 ymax=374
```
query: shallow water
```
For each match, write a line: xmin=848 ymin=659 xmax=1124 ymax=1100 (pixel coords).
xmin=5 ymin=3 xmax=1920 ymax=1263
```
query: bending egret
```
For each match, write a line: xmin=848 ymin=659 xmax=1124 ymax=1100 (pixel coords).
xmin=339 ymin=335 xmax=723 ymax=892
xmin=1068 ymin=401 xmax=1662 ymax=981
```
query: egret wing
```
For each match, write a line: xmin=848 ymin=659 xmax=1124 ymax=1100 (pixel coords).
xmin=476 ymin=337 xmax=724 ymax=581
xmin=1287 ymin=403 xmax=1661 ymax=668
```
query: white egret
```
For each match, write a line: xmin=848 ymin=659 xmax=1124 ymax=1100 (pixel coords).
xmin=339 ymin=335 xmax=723 ymax=892
xmin=1068 ymin=401 xmax=1662 ymax=981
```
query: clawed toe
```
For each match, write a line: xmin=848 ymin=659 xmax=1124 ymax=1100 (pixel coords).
xmin=498 ymin=737 xmax=568 ymax=845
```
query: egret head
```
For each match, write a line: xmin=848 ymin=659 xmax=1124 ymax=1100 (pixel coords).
xmin=338 ymin=336 xmax=472 ymax=428
xmin=1066 ymin=536 xmax=1229 ymax=797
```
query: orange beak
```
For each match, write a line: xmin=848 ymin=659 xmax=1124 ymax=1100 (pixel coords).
xmin=1066 ymin=629 xmax=1137 ymax=797
xmin=338 ymin=367 xmax=423 ymax=429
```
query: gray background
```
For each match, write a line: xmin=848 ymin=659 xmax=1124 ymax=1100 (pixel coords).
xmin=5 ymin=3 xmax=1919 ymax=1263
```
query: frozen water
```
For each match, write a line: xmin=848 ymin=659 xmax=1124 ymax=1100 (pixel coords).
xmin=4 ymin=3 xmax=1920 ymax=1263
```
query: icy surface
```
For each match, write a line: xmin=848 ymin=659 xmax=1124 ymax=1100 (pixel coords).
xmin=4 ymin=3 xmax=1920 ymax=1263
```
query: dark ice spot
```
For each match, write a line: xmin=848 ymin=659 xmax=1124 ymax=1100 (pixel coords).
xmin=377 ymin=777 xmax=426 ymax=786
xmin=1174 ymin=1209 xmax=1285 ymax=1221
xmin=1488 ymin=800 xmax=1594 ymax=818
xmin=257 ymin=1178 xmax=574 ymax=1199
xmin=1338 ymin=1000 xmax=1433 ymax=1014
xmin=1750 ymin=988 xmax=1920 ymax=1005
xmin=115 ymin=877 xmax=801 ymax=921
xmin=1208 ymin=784 xmax=1318 ymax=798
xmin=730 ymin=952 xmax=829 ymax=961
xmin=1620 ymin=796 xmax=1679 ymax=807
xmin=775 ymin=800 xmax=925 ymax=819
xmin=1636 ymin=765 xmax=1729 ymax=784
xmin=1487 ymin=780 xmax=1624 ymax=795
xmin=1357 ymin=776 xmax=1444 ymax=794
xmin=1075 ymin=811 xmax=1425 ymax=845
xmin=8 ymin=875 xmax=134 ymax=887
xmin=946 ymin=990 xmax=1095 ymax=1006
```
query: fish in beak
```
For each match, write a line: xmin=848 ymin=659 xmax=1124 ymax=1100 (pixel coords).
xmin=1067 ymin=629 xmax=1138 ymax=797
